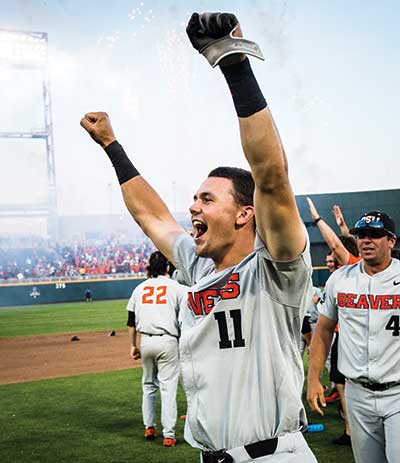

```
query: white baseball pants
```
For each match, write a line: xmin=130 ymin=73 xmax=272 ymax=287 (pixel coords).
xmin=346 ymin=379 xmax=400 ymax=463
xmin=140 ymin=334 xmax=180 ymax=438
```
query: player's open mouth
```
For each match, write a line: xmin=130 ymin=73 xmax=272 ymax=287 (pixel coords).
xmin=192 ymin=220 xmax=208 ymax=240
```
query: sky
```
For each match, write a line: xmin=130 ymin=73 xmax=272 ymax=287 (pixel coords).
xmin=0 ymin=0 xmax=399 ymax=219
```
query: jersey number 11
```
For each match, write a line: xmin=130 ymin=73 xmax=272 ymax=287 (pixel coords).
xmin=214 ymin=309 xmax=245 ymax=349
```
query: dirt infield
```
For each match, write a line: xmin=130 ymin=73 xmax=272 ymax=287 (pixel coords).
xmin=0 ymin=330 xmax=141 ymax=385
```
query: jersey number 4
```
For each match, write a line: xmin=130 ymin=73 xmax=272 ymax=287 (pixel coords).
xmin=141 ymin=286 xmax=167 ymax=305
xmin=385 ymin=315 xmax=400 ymax=336
xmin=214 ymin=310 xmax=245 ymax=349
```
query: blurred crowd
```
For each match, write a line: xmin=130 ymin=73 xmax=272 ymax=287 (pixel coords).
xmin=0 ymin=238 xmax=154 ymax=281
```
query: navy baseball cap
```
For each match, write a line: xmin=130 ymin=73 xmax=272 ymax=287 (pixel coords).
xmin=349 ymin=210 xmax=396 ymax=238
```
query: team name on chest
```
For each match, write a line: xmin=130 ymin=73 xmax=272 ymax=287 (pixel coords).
xmin=337 ymin=292 xmax=400 ymax=310
xmin=188 ymin=273 xmax=240 ymax=316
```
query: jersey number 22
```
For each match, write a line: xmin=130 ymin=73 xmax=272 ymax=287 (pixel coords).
xmin=141 ymin=286 xmax=167 ymax=305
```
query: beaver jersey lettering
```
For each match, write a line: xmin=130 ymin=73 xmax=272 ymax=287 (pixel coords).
xmin=320 ymin=258 xmax=400 ymax=383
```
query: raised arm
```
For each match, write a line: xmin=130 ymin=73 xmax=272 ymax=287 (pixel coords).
xmin=80 ymin=112 xmax=184 ymax=263
xmin=239 ymin=109 xmax=305 ymax=260
xmin=306 ymin=197 xmax=350 ymax=266
xmin=186 ymin=12 xmax=305 ymax=261
xmin=332 ymin=204 xmax=350 ymax=237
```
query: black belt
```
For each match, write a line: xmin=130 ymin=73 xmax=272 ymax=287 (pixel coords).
xmin=357 ymin=381 xmax=400 ymax=391
xmin=202 ymin=437 xmax=278 ymax=463
xmin=140 ymin=332 xmax=179 ymax=339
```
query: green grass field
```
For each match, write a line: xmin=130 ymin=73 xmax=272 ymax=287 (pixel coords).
xmin=0 ymin=301 xmax=355 ymax=462
xmin=0 ymin=300 xmax=127 ymax=337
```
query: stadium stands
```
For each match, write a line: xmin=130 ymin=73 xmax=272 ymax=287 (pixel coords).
xmin=0 ymin=237 xmax=154 ymax=282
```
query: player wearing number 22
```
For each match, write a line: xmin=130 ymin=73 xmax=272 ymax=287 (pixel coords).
xmin=126 ymin=251 xmax=187 ymax=447
xmin=308 ymin=211 xmax=400 ymax=463
xmin=81 ymin=12 xmax=317 ymax=463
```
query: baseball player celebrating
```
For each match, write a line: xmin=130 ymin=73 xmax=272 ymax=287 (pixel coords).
xmin=127 ymin=251 xmax=187 ymax=447
xmin=307 ymin=211 xmax=400 ymax=463
xmin=81 ymin=12 xmax=317 ymax=463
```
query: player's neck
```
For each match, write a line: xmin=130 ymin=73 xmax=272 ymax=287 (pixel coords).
xmin=363 ymin=256 xmax=392 ymax=276
xmin=214 ymin=235 xmax=255 ymax=272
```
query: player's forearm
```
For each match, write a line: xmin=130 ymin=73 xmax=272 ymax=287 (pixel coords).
xmin=128 ymin=326 xmax=137 ymax=347
xmin=122 ymin=180 xmax=183 ymax=262
xmin=104 ymin=141 xmax=169 ymax=227
xmin=316 ymin=220 xmax=349 ymax=265
xmin=220 ymin=59 xmax=287 ymax=190
xmin=308 ymin=324 xmax=334 ymax=383
xmin=105 ymin=144 xmax=183 ymax=261
xmin=121 ymin=177 xmax=176 ymax=235
xmin=338 ymin=221 xmax=350 ymax=237
xmin=317 ymin=219 xmax=341 ymax=251
xmin=120 ymin=177 xmax=182 ymax=262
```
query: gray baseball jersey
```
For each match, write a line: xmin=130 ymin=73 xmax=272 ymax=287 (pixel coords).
xmin=320 ymin=258 xmax=400 ymax=383
xmin=126 ymin=275 xmax=187 ymax=337
xmin=173 ymin=231 xmax=313 ymax=451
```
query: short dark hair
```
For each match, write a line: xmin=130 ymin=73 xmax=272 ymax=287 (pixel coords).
xmin=339 ymin=235 xmax=359 ymax=257
xmin=208 ymin=166 xmax=255 ymax=207
xmin=147 ymin=251 xmax=169 ymax=278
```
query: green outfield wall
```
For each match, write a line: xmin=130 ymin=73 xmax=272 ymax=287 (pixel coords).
xmin=312 ymin=267 xmax=331 ymax=288
xmin=0 ymin=277 xmax=146 ymax=307
xmin=0 ymin=269 xmax=330 ymax=307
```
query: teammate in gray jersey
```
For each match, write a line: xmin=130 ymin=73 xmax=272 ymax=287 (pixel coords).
xmin=81 ymin=12 xmax=317 ymax=463
xmin=307 ymin=211 xmax=400 ymax=463
xmin=126 ymin=251 xmax=187 ymax=447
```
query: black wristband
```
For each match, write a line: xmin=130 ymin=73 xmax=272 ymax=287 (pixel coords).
xmin=314 ymin=217 xmax=322 ymax=224
xmin=220 ymin=58 xmax=267 ymax=118
xmin=104 ymin=141 xmax=140 ymax=185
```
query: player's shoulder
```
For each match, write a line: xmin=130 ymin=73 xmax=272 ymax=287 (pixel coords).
xmin=165 ymin=276 xmax=186 ymax=289
xmin=324 ymin=264 xmax=355 ymax=291
xmin=136 ymin=277 xmax=152 ymax=287
xmin=254 ymin=229 xmax=312 ymax=276
xmin=156 ymin=275 xmax=188 ymax=293
xmin=132 ymin=276 xmax=157 ymax=293
xmin=390 ymin=257 xmax=400 ymax=271
xmin=336 ymin=261 xmax=362 ymax=278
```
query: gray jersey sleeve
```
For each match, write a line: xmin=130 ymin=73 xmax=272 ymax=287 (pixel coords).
xmin=255 ymin=231 xmax=313 ymax=309
xmin=172 ymin=268 xmax=190 ymax=286
xmin=319 ymin=271 xmax=339 ymax=321
xmin=126 ymin=290 xmax=136 ymax=313
xmin=176 ymin=284 xmax=189 ymax=325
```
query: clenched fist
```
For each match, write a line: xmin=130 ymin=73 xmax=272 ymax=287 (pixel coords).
xmin=80 ymin=112 xmax=117 ymax=148
xmin=186 ymin=12 xmax=240 ymax=53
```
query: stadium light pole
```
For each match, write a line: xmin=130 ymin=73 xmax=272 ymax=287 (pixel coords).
xmin=0 ymin=29 xmax=58 ymax=240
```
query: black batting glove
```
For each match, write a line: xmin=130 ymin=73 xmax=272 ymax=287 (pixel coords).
xmin=186 ymin=12 xmax=239 ymax=54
